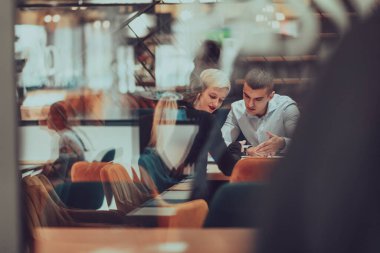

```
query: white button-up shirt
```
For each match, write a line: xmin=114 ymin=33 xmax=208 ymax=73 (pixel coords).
xmin=221 ymin=94 xmax=300 ymax=151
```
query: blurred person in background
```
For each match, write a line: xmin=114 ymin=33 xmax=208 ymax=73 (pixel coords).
xmin=258 ymin=5 xmax=380 ymax=253
xmin=189 ymin=40 xmax=221 ymax=90
xmin=43 ymin=101 xmax=86 ymax=198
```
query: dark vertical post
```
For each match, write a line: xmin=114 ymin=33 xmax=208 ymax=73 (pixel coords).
xmin=0 ymin=0 xmax=21 ymax=252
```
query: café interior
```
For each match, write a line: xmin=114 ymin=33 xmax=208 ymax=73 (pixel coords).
xmin=1 ymin=0 xmax=380 ymax=252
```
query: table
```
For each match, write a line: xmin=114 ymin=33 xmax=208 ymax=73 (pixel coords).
xmin=207 ymin=156 xmax=284 ymax=181
xmin=127 ymin=185 xmax=193 ymax=224
xmin=19 ymin=160 xmax=53 ymax=172
xmin=207 ymin=164 xmax=230 ymax=181
xmin=34 ymin=227 xmax=257 ymax=253
xmin=19 ymin=160 xmax=54 ymax=166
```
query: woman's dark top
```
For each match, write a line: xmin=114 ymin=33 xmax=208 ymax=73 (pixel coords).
xmin=138 ymin=104 xmax=241 ymax=199
xmin=184 ymin=106 xmax=240 ymax=174
xmin=185 ymin=106 xmax=241 ymax=199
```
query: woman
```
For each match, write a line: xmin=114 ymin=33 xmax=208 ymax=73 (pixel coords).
xmin=43 ymin=101 xmax=86 ymax=192
xmin=183 ymin=68 xmax=242 ymax=199
xmin=182 ymin=68 xmax=240 ymax=175
xmin=139 ymin=69 xmax=241 ymax=199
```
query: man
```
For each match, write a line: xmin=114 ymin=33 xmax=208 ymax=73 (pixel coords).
xmin=221 ymin=68 xmax=300 ymax=156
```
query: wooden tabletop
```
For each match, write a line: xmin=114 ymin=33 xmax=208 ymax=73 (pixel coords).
xmin=34 ymin=228 xmax=256 ymax=253
xmin=207 ymin=164 xmax=230 ymax=181
xmin=207 ymin=156 xmax=283 ymax=181
xmin=19 ymin=160 xmax=54 ymax=166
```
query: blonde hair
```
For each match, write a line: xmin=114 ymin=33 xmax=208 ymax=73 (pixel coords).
xmin=199 ymin=68 xmax=231 ymax=92
xmin=190 ymin=68 xmax=231 ymax=107
xmin=149 ymin=92 xmax=179 ymax=147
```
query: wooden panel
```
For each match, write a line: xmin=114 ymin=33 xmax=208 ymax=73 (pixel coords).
xmin=34 ymin=228 xmax=256 ymax=253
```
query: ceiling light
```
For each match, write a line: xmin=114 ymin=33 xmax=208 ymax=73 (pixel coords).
xmin=275 ymin=12 xmax=285 ymax=21
xmin=44 ymin=15 xmax=52 ymax=23
xmin=103 ymin=20 xmax=111 ymax=29
xmin=94 ymin=20 xmax=102 ymax=29
xmin=52 ymin=14 xmax=61 ymax=23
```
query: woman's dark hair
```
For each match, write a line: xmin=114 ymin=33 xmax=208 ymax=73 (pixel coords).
xmin=189 ymin=40 xmax=222 ymax=92
xmin=49 ymin=102 xmax=68 ymax=123
xmin=198 ymin=40 xmax=221 ymax=65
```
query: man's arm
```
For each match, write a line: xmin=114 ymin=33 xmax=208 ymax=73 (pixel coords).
xmin=221 ymin=110 xmax=241 ymax=145
xmin=281 ymin=104 xmax=300 ymax=151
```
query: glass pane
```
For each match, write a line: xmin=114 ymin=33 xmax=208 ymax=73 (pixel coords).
xmin=15 ymin=0 xmax=358 ymax=251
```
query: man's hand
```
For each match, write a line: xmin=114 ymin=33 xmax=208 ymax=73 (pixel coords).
xmin=246 ymin=132 xmax=285 ymax=157
xmin=245 ymin=147 xmax=267 ymax=157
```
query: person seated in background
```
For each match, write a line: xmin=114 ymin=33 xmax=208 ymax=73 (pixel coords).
xmin=43 ymin=101 xmax=87 ymax=188
xmin=189 ymin=40 xmax=221 ymax=91
xmin=139 ymin=68 xmax=241 ymax=199
xmin=222 ymin=68 xmax=300 ymax=156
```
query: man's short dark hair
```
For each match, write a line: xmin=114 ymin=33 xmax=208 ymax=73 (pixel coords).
xmin=244 ymin=68 xmax=274 ymax=92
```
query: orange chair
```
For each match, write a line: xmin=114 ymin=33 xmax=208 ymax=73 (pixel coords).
xmin=131 ymin=166 xmax=159 ymax=197
xmin=161 ymin=199 xmax=208 ymax=228
xmin=66 ymin=161 xmax=110 ymax=209
xmin=71 ymin=161 xmax=109 ymax=182
xmin=23 ymin=175 xmax=132 ymax=253
xmin=23 ymin=175 xmax=128 ymax=228
xmin=100 ymin=163 xmax=208 ymax=227
xmin=229 ymin=157 xmax=279 ymax=183
xmin=100 ymin=163 xmax=152 ymax=213
xmin=23 ymin=176 xmax=75 ymax=229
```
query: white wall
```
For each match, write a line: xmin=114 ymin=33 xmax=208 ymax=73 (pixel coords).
xmin=19 ymin=125 xmax=140 ymax=174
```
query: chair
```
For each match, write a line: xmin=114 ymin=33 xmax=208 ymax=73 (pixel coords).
xmin=100 ymin=163 xmax=152 ymax=213
xmin=229 ymin=157 xmax=278 ymax=183
xmin=100 ymin=163 xmax=209 ymax=227
xmin=100 ymin=149 xmax=115 ymax=162
xmin=36 ymin=174 xmax=68 ymax=208
xmin=64 ymin=161 xmax=109 ymax=209
xmin=161 ymin=199 xmax=208 ymax=228
xmin=23 ymin=176 xmax=75 ymax=229
xmin=71 ymin=161 xmax=108 ymax=182
xmin=91 ymin=148 xmax=117 ymax=162
xmin=204 ymin=182 xmax=265 ymax=228
xmin=23 ymin=175 xmax=128 ymax=229
xmin=131 ymin=166 xmax=159 ymax=197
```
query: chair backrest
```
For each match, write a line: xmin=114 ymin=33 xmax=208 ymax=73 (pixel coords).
xmin=71 ymin=161 xmax=108 ymax=182
xmin=36 ymin=174 xmax=67 ymax=208
xmin=131 ymin=166 xmax=159 ymax=197
xmin=23 ymin=176 xmax=75 ymax=228
xmin=230 ymin=157 xmax=278 ymax=183
xmin=66 ymin=161 xmax=108 ymax=209
xmin=100 ymin=163 xmax=153 ymax=214
xmin=204 ymin=182 xmax=265 ymax=228
xmin=163 ymin=199 xmax=209 ymax=228
xmin=100 ymin=149 xmax=116 ymax=162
